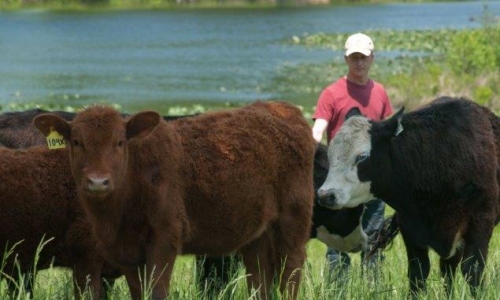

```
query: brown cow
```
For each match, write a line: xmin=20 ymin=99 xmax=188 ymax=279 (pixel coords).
xmin=0 ymin=108 xmax=367 ymax=296
xmin=0 ymin=146 xmax=121 ymax=299
xmin=34 ymin=101 xmax=316 ymax=300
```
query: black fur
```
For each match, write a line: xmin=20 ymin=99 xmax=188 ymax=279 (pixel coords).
xmin=360 ymin=96 xmax=500 ymax=296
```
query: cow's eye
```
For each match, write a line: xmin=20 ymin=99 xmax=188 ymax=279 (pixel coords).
xmin=73 ymin=140 xmax=80 ymax=147
xmin=355 ymin=154 xmax=369 ymax=165
xmin=118 ymin=140 xmax=124 ymax=147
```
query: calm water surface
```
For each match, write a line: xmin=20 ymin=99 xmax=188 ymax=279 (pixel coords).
xmin=0 ymin=1 xmax=499 ymax=113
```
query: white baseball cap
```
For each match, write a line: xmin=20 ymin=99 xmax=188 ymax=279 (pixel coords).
xmin=345 ymin=33 xmax=374 ymax=56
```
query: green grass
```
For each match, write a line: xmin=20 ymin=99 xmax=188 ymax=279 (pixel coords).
xmin=4 ymin=226 xmax=500 ymax=299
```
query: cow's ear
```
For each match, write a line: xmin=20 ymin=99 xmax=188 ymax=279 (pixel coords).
xmin=126 ymin=111 xmax=161 ymax=140
xmin=393 ymin=107 xmax=405 ymax=136
xmin=33 ymin=114 xmax=72 ymax=140
xmin=379 ymin=107 xmax=405 ymax=138
xmin=345 ymin=107 xmax=362 ymax=121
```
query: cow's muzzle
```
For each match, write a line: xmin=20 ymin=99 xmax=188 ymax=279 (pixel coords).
xmin=317 ymin=188 xmax=343 ymax=210
xmin=85 ymin=175 xmax=111 ymax=195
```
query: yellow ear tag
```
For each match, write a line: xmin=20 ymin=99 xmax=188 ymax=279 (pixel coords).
xmin=46 ymin=127 xmax=67 ymax=149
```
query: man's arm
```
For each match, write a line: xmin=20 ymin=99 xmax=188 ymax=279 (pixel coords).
xmin=312 ymin=118 xmax=328 ymax=143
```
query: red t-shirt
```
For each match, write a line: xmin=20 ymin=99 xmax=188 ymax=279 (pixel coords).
xmin=313 ymin=77 xmax=393 ymax=142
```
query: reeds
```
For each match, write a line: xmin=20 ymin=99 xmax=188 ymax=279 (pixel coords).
xmin=3 ymin=230 xmax=500 ymax=299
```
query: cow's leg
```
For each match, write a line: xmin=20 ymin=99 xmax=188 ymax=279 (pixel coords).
xmin=147 ymin=247 xmax=177 ymax=300
xmin=274 ymin=235 xmax=306 ymax=300
xmin=439 ymin=250 xmax=462 ymax=296
xmin=240 ymin=234 xmax=275 ymax=299
xmin=273 ymin=213 xmax=309 ymax=299
xmin=123 ymin=262 xmax=174 ymax=300
xmin=400 ymin=229 xmax=430 ymax=297
xmin=123 ymin=269 xmax=142 ymax=300
xmin=123 ymin=265 xmax=171 ymax=300
xmin=73 ymin=260 xmax=103 ymax=299
xmin=460 ymin=218 xmax=493 ymax=297
xmin=272 ymin=175 xmax=312 ymax=300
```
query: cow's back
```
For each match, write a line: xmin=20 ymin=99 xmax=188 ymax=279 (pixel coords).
xmin=387 ymin=99 xmax=497 ymax=195
xmin=0 ymin=109 xmax=190 ymax=149
xmin=172 ymin=101 xmax=315 ymax=254
xmin=0 ymin=109 xmax=74 ymax=148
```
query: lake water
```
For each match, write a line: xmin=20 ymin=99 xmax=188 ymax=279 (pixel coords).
xmin=0 ymin=1 xmax=499 ymax=113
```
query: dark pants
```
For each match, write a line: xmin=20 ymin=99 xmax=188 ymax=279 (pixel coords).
xmin=326 ymin=198 xmax=385 ymax=271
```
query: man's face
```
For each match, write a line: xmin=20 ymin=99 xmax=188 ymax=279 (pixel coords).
xmin=345 ymin=52 xmax=373 ymax=78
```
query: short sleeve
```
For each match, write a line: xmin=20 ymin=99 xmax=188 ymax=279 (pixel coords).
xmin=313 ymin=89 xmax=335 ymax=122
xmin=380 ymin=85 xmax=393 ymax=119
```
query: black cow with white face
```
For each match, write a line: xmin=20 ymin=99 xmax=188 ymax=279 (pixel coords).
xmin=311 ymin=143 xmax=366 ymax=253
xmin=318 ymin=96 xmax=500 ymax=297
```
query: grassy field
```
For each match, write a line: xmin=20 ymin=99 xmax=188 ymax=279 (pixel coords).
xmin=3 ymin=221 xmax=500 ymax=300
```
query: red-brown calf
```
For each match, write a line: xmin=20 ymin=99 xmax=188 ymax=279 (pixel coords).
xmin=0 ymin=146 xmax=120 ymax=299
xmin=34 ymin=101 xmax=316 ymax=300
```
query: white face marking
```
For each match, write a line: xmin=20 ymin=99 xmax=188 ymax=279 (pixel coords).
xmin=318 ymin=116 xmax=375 ymax=208
xmin=316 ymin=225 xmax=368 ymax=253
xmin=446 ymin=231 xmax=464 ymax=259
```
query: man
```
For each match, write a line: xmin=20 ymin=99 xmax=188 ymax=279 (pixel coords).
xmin=311 ymin=32 xmax=393 ymax=276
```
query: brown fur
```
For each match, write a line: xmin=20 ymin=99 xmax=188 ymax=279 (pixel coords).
xmin=0 ymin=109 xmax=190 ymax=149
xmin=0 ymin=146 xmax=121 ymax=298
xmin=0 ymin=109 xmax=74 ymax=148
xmin=0 ymin=108 xmax=366 ymax=294
xmin=34 ymin=101 xmax=316 ymax=300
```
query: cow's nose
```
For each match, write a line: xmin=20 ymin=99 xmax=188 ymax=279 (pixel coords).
xmin=318 ymin=195 xmax=334 ymax=207
xmin=317 ymin=187 xmax=333 ymax=199
xmin=317 ymin=189 xmax=339 ymax=209
xmin=86 ymin=176 xmax=110 ymax=193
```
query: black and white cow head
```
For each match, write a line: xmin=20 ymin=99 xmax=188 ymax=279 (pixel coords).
xmin=311 ymin=143 xmax=368 ymax=252
xmin=317 ymin=107 xmax=405 ymax=209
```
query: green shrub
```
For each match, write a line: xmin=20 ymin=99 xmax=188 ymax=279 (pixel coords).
xmin=473 ymin=85 xmax=494 ymax=107
xmin=446 ymin=29 xmax=498 ymax=76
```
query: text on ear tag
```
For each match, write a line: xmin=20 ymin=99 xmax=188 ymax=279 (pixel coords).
xmin=46 ymin=128 xmax=66 ymax=149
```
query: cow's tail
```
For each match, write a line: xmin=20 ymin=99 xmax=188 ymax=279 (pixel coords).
xmin=365 ymin=213 xmax=400 ymax=260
